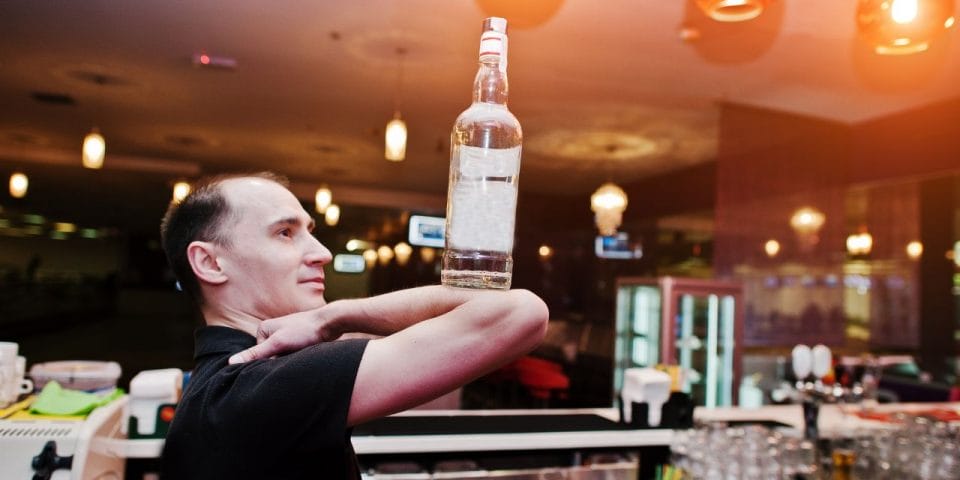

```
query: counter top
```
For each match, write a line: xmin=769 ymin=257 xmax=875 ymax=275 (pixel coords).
xmin=122 ymin=403 xmax=960 ymax=458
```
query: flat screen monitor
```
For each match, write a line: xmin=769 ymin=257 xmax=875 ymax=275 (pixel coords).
xmin=595 ymin=233 xmax=642 ymax=259
xmin=333 ymin=254 xmax=365 ymax=273
xmin=408 ymin=214 xmax=446 ymax=248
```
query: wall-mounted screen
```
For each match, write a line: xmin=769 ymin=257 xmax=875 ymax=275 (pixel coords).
xmin=408 ymin=215 xmax=446 ymax=248
xmin=333 ymin=254 xmax=365 ymax=273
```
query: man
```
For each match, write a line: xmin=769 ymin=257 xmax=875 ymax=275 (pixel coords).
xmin=159 ymin=172 xmax=548 ymax=479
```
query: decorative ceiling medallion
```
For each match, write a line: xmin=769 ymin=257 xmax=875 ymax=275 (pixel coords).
xmin=525 ymin=130 xmax=661 ymax=162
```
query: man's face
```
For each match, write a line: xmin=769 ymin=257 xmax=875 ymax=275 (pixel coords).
xmin=214 ymin=177 xmax=332 ymax=318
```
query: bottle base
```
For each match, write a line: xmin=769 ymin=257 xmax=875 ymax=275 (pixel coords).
xmin=441 ymin=270 xmax=511 ymax=290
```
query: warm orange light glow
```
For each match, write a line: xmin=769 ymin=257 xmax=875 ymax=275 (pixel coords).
xmin=82 ymin=129 xmax=105 ymax=169
xmin=846 ymin=232 xmax=873 ymax=256
xmin=385 ymin=115 xmax=406 ymax=161
xmin=324 ymin=204 xmax=340 ymax=227
xmin=858 ymin=0 xmax=954 ymax=55
xmin=789 ymin=207 xmax=826 ymax=235
xmin=9 ymin=172 xmax=28 ymax=198
xmin=172 ymin=181 xmax=191 ymax=203
xmin=590 ymin=182 xmax=628 ymax=236
xmin=377 ymin=245 xmax=394 ymax=266
xmin=946 ymin=16 xmax=956 ymax=27
xmin=906 ymin=240 xmax=923 ymax=259
xmin=363 ymin=249 xmax=378 ymax=268
xmin=315 ymin=186 xmax=332 ymax=214
xmin=420 ymin=247 xmax=436 ymax=264
xmin=199 ymin=54 xmax=210 ymax=65
xmin=764 ymin=239 xmax=780 ymax=258
xmin=696 ymin=0 xmax=769 ymax=22
xmin=538 ymin=245 xmax=554 ymax=260
xmin=394 ymin=242 xmax=413 ymax=266
xmin=891 ymin=0 xmax=919 ymax=23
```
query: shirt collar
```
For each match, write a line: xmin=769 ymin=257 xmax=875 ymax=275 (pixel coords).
xmin=194 ymin=326 xmax=256 ymax=360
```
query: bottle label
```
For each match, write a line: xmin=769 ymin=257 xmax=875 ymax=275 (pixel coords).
xmin=479 ymin=31 xmax=508 ymax=73
xmin=448 ymin=145 xmax=521 ymax=252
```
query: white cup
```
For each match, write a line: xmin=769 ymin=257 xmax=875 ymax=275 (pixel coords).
xmin=0 ymin=342 xmax=18 ymax=364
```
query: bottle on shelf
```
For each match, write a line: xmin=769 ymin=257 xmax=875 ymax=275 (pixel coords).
xmin=441 ymin=16 xmax=523 ymax=290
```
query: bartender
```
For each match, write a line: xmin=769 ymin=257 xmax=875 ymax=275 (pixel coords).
xmin=158 ymin=172 xmax=548 ymax=479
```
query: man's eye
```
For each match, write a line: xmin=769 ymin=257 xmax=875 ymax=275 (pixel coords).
xmin=278 ymin=229 xmax=292 ymax=238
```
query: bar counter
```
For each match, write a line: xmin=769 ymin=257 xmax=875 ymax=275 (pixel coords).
xmin=123 ymin=402 xmax=960 ymax=458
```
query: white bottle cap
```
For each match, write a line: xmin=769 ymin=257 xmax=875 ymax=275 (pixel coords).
xmin=484 ymin=17 xmax=508 ymax=34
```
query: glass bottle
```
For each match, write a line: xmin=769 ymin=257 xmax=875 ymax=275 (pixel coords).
xmin=441 ymin=17 xmax=522 ymax=290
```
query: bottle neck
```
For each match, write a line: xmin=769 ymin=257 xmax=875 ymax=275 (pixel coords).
xmin=472 ymin=59 xmax=508 ymax=105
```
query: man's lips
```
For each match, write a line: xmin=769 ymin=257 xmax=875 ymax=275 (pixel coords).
xmin=300 ymin=277 xmax=325 ymax=288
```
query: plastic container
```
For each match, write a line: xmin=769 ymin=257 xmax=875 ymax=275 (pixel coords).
xmin=28 ymin=360 xmax=122 ymax=392
xmin=129 ymin=368 xmax=183 ymax=437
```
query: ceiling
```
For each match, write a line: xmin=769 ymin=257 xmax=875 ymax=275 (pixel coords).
xmin=1 ymin=0 xmax=958 ymax=218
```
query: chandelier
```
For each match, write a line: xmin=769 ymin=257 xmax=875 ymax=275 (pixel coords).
xmin=590 ymin=182 xmax=628 ymax=236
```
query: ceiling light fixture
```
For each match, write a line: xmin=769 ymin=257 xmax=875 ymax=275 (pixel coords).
xmin=764 ymin=239 xmax=781 ymax=258
xmin=420 ymin=246 xmax=436 ymax=264
xmin=82 ymin=128 xmax=106 ymax=169
xmin=363 ymin=249 xmax=378 ymax=268
xmin=325 ymin=204 xmax=341 ymax=227
xmin=9 ymin=172 xmax=28 ymax=198
xmin=377 ymin=245 xmax=394 ymax=266
xmin=394 ymin=242 xmax=413 ymax=266
xmin=906 ymin=240 xmax=923 ymax=259
xmin=846 ymin=229 xmax=873 ymax=256
xmin=590 ymin=182 xmax=628 ymax=236
xmin=385 ymin=48 xmax=408 ymax=162
xmin=315 ymin=185 xmax=332 ymax=214
xmin=696 ymin=0 xmax=769 ymax=22
xmin=172 ymin=181 xmax=191 ymax=204
xmin=857 ymin=0 xmax=955 ymax=55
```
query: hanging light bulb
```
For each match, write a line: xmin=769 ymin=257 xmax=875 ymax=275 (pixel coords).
xmin=9 ymin=172 xmax=28 ymax=198
xmin=906 ymin=240 xmax=923 ymax=259
xmin=538 ymin=245 xmax=554 ymax=261
xmin=82 ymin=128 xmax=106 ymax=169
xmin=590 ymin=182 xmax=628 ymax=236
xmin=696 ymin=0 xmax=769 ymax=22
xmin=315 ymin=186 xmax=332 ymax=214
xmin=363 ymin=249 xmax=378 ymax=269
xmin=857 ymin=0 xmax=955 ymax=55
xmin=385 ymin=114 xmax=407 ymax=161
xmin=377 ymin=245 xmax=394 ymax=266
xmin=394 ymin=242 xmax=413 ymax=266
xmin=325 ymin=204 xmax=341 ymax=227
xmin=172 ymin=181 xmax=191 ymax=204
xmin=385 ymin=47 xmax=408 ymax=162
xmin=764 ymin=239 xmax=781 ymax=258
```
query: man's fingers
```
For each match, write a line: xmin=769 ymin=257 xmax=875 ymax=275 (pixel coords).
xmin=256 ymin=320 xmax=278 ymax=341
xmin=228 ymin=340 xmax=277 ymax=364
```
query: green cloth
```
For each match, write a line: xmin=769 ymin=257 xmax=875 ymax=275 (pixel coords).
xmin=30 ymin=381 xmax=124 ymax=416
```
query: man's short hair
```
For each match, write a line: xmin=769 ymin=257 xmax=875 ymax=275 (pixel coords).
xmin=160 ymin=171 xmax=289 ymax=304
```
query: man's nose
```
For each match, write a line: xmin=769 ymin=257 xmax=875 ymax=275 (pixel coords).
xmin=305 ymin=236 xmax=333 ymax=265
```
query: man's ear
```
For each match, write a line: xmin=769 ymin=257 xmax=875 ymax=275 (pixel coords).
xmin=187 ymin=241 xmax=228 ymax=285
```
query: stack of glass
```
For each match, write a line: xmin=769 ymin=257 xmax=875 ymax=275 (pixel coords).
xmin=668 ymin=414 xmax=960 ymax=480
xmin=670 ymin=423 xmax=817 ymax=479
xmin=845 ymin=414 xmax=959 ymax=479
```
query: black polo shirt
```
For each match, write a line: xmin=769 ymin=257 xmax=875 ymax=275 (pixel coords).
xmin=161 ymin=326 xmax=369 ymax=480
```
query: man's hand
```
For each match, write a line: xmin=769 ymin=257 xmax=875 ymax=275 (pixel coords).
xmin=228 ymin=307 xmax=341 ymax=364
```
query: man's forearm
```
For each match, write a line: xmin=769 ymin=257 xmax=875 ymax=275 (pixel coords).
xmin=330 ymin=285 xmax=492 ymax=336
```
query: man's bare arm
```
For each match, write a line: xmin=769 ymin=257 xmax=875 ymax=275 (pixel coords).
xmin=347 ymin=288 xmax=548 ymax=425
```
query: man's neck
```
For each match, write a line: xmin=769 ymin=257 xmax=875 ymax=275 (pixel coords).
xmin=202 ymin=305 xmax=260 ymax=337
